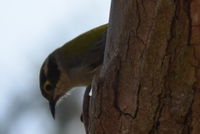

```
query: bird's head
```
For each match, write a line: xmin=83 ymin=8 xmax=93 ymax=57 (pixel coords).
xmin=39 ymin=53 xmax=72 ymax=118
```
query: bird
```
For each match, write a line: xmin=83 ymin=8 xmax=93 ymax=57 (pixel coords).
xmin=39 ymin=24 xmax=108 ymax=118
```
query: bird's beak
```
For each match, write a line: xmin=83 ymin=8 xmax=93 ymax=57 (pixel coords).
xmin=49 ymin=100 xmax=56 ymax=119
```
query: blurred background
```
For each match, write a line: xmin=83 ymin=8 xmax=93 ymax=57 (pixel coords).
xmin=0 ymin=0 xmax=110 ymax=134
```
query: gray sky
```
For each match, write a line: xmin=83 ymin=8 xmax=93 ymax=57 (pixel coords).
xmin=0 ymin=0 xmax=110 ymax=134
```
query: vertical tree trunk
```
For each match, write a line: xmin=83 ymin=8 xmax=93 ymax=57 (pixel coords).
xmin=191 ymin=0 xmax=200 ymax=133
xmin=86 ymin=0 xmax=200 ymax=134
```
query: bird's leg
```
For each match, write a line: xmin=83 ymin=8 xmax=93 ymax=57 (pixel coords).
xmin=81 ymin=85 xmax=91 ymax=134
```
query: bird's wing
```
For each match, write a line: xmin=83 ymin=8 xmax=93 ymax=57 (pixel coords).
xmin=81 ymin=31 xmax=106 ymax=72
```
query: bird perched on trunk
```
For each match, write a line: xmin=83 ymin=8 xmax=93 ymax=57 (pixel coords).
xmin=39 ymin=24 xmax=107 ymax=118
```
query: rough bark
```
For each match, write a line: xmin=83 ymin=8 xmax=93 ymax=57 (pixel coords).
xmin=85 ymin=0 xmax=200 ymax=134
xmin=191 ymin=0 xmax=200 ymax=133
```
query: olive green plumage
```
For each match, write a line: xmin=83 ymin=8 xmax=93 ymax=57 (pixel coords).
xmin=55 ymin=24 xmax=107 ymax=72
xmin=58 ymin=24 xmax=107 ymax=56
xmin=39 ymin=24 xmax=108 ymax=118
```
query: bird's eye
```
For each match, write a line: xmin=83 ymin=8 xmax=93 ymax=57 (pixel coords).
xmin=45 ymin=84 xmax=53 ymax=91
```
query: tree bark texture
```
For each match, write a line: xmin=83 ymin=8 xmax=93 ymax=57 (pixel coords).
xmin=190 ymin=0 xmax=200 ymax=133
xmin=86 ymin=0 xmax=200 ymax=134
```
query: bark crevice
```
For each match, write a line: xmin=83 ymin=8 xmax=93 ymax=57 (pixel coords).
xmin=86 ymin=0 xmax=199 ymax=134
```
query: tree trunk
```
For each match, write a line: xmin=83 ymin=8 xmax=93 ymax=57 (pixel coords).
xmin=86 ymin=0 xmax=200 ymax=134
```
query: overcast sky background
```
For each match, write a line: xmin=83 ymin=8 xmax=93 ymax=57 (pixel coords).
xmin=0 ymin=0 xmax=110 ymax=134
